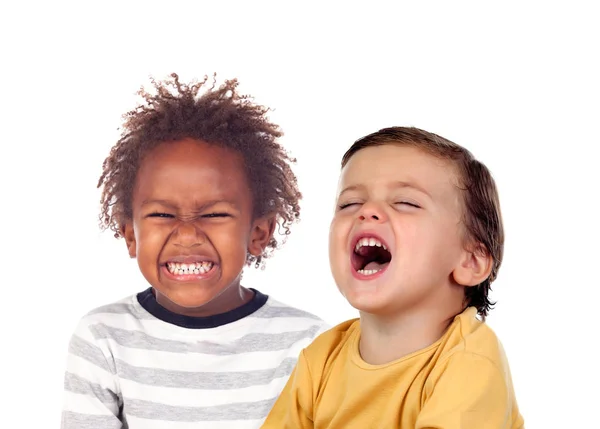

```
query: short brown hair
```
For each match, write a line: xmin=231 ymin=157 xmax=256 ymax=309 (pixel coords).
xmin=341 ymin=127 xmax=504 ymax=318
xmin=98 ymin=73 xmax=301 ymax=267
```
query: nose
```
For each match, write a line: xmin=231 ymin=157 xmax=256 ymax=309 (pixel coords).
xmin=173 ymin=221 xmax=205 ymax=247
xmin=357 ymin=201 xmax=388 ymax=223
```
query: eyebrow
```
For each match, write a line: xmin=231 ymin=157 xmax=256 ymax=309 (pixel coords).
xmin=340 ymin=181 xmax=432 ymax=199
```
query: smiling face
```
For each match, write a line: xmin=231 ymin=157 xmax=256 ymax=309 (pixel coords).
xmin=123 ymin=138 xmax=273 ymax=314
xmin=329 ymin=144 xmax=477 ymax=316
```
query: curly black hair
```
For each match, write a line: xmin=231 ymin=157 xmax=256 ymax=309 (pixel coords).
xmin=98 ymin=73 xmax=301 ymax=267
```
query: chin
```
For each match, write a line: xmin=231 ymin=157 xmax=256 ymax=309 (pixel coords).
xmin=161 ymin=287 xmax=217 ymax=308
xmin=347 ymin=299 xmax=389 ymax=315
xmin=340 ymin=287 xmax=385 ymax=313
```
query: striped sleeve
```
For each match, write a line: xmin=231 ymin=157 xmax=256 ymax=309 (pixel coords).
xmin=61 ymin=318 xmax=124 ymax=429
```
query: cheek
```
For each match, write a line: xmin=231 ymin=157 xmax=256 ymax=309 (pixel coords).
xmin=391 ymin=218 xmax=419 ymax=250
xmin=135 ymin=225 xmax=166 ymax=257
xmin=393 ymin=221 xmax=444 ymax=267
xmin=419 ymin=221 xmax=463 ymax=266
xmin=329 ymin=217 xmax=350 ymax=260
xmin=213 ymin=224 xmax=251 ymax=258
xmin=436 ymin=216 xmax=464 ymax=246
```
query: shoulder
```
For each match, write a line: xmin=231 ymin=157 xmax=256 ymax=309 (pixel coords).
xmin=83 ymin=293 xmax=145 ymax=320
xmin=260 ymin=295 xmax=325 ymax=321
xmin=442 ymin=307 xmax=509 ymax=368
xmin=287 ymin=319 xmax=358 ymax=385
xmin=431 ymin=308 xmax=514 ymax=388
xmin=65 ymin=294 xmax=141 ymax=377
xmin=310 ymin=318 xmax=359 ymax=345
xmin=418 ymin=348 xmax=521 ymax=428
xmin=424 ymin=347 xmax=511 ymax=414
xmin=257 ymin=295 xmax=331 ymax=337
xmin=301 ymin=318 xmax=359 ymax=367
xmin=70 ymin=293 xmax=148 ymax=344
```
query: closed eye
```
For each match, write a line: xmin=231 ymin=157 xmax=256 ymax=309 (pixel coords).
xmin=147 ymin=212 xmax=174 ymax=218
xmin=338 ymin=202 xmax=360 ymax=210
xmin=395 ymin=202 xmax=421 ymax=208
xmin=203 ymin=213 xmax=231 ymax=218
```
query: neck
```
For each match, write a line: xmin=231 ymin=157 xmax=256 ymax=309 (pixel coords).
xmin=155 ymin=283 xmax=253 ymax=317
xmin=358 ymin=304 xmax=462 ymax=365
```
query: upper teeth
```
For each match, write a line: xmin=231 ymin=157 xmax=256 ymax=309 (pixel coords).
xmin=167 ymin=262 xmax=213 ymax=275
xmin=355 ymin=237 xmax=387 ymax=251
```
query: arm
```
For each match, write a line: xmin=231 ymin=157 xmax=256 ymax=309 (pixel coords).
xmin=262 ymin=350 xmax=314 ymax=429
xmin=415 ymin=352 xmax=519 ymax=429
xmin=61 ymin=320 xmax=123 ymax=429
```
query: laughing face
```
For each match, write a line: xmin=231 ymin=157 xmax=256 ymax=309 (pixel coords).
xmin=123 ymin=138 xmax=272 ymax=315
xmin=329 ymin=144 xmax=471 ymax=316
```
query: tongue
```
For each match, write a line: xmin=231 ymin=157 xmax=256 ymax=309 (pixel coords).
xmin=364 ymin=261 xmax=386 ymax=271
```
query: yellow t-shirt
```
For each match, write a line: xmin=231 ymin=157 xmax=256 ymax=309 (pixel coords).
xmin=262 ymin=307 xmax=524 ymax=428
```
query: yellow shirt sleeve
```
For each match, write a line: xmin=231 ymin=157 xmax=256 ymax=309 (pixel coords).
xmin=416 ymin=352 xmax=521 ymax=429
xmin=262 ymin=350 xmax=314 ymax=428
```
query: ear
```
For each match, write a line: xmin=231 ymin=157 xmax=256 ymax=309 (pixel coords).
xmin=248 ymin=216 xmax=276 ymax=256
xmin=452 ymin=243 xmax=493 ymax=287
xmin=122 ymin=223 xmax=137 ymax=258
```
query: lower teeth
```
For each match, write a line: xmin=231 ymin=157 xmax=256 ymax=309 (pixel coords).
xmin=358 ymin=268 xmax=380 ymax=276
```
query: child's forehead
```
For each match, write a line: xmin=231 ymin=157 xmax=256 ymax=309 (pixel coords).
xmin=134 ymin=139 xmax=252 ymax=196
xmin=139 ymin=140 xmax=244 ymax=176
xmin=339 ymin=145 xmax=456 ymax=188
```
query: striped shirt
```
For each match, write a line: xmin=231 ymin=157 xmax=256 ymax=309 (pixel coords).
xmin=61 ymin=288 xmax=328 ymax=428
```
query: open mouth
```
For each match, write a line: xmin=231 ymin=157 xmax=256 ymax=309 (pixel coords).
xmin=351 ymin=236 xmax=392 ymax=276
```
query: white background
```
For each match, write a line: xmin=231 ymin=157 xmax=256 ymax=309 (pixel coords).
xmin=1 ymin=1 xmax=598 ymax=427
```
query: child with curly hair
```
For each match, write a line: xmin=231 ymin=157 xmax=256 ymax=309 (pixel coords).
xmin=60 ymin=74 xmax=328 ymax=429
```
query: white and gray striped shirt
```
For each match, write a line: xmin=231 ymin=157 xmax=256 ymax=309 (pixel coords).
xmin=61 ymin=288 xmax=328 ymax=428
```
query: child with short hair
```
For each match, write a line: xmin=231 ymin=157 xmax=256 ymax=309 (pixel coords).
xmin=261 ymin=127 xmax=524 ymax=428
xmin=60 ymin=74 xmax=328 ymax=429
